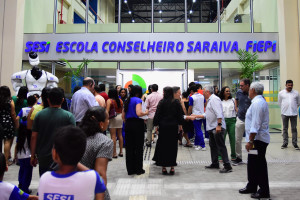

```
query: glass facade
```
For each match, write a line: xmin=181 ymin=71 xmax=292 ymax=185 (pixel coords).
xmin=154 ymin=0 xmax=185 ymax=32
xmin=22 ymin=0 xmax=281 ymax=129
xmin=220 ymin=0 xmax=251 ymax=32
xmin=187 ymin=0 xmax=218 ymax=32
xmin=121 ymin=0 xmax=151 ymax=32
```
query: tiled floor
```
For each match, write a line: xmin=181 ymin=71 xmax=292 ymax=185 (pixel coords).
xmin=4 ymin=133 xmax=300 ymax=200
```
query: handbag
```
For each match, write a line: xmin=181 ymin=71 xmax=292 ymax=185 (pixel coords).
xmin=109 ymin=99 xmax=117 ymax=119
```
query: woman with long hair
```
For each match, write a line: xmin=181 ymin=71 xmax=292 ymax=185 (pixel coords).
xmin=219 ymin=86 xmax=237 ymax=161
xmin=12 ymin=86 xmax=28 ymax=116
xmin=0 ymin=86 xmax=17 ymax=165
xmin=106 ymin=89 xmax=124 ymax=158
xmin=122 ymin=85 xmax=148 ymax=175
xmin=79 ymin=106 xmax=113 ymax=200
xmin=174 ymin=89 xmax=194 ymax=147
xmin=119 ymin=88 xmax=128 ymax=103
xmin=152 ymin=87 xmax=184 ymax=175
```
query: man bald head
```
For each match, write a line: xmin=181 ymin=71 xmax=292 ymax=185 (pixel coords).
xmin=82 ymin=77 xmax=95 ymax=93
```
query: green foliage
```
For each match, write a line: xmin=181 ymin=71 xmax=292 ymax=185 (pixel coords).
xmin=237 ymin=49 xmax=264 ymax=81
xmin=61 ymin=58 xmax=93 ymax=82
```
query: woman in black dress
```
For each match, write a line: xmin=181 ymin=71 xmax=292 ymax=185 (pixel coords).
xmin=0 ymin=86 xmax=17 ymax=164
xmin=152 ymin=87 xmax=184 ymax=175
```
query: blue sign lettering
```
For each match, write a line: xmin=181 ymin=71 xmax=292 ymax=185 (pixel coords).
xmin=25 ymin=41 xmax=50 ymax=53
xmin=44 ymin=193 xmax=74 ymax=200
xmin=25 ymin=40 xmax=277 ymax=54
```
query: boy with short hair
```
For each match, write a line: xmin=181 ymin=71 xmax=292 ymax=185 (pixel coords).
xmin=0 ymin=153 xmax=38 ymax=200
xmin=38 ymin=126 xmax=106 ymax=200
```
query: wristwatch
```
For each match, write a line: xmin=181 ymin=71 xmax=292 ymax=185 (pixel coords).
xmin=218 ymin=123 xmax=222 ymax=126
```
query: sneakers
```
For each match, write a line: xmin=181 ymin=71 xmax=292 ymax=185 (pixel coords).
xmin=294 ymin=145 xmax=300 ymax=150
xmin=219 ymin=166 xmax=232 ymax=173
xmin=232 ymin=157 xmax=243 ymax=166
xmin=195 ymin=146 xmax=206 ymax=151
xmin=281 ymin=143 xmax=288 ymax=149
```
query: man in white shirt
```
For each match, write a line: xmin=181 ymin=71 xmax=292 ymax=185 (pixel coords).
xmin=278 ymin=80 xmax=300 ymax=150
xmin=197 ymin=86 xmax=232 ymax=173
xmin=70 ymin=77 xmax=99 ymax=124
xmin=239 ymin=82 xmax=270 ymax=199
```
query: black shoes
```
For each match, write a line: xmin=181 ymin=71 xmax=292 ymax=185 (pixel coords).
xmin=205 ymin=164 xmax=219 ymax=169
xmin=169 ymin=168 xmax=175 ymax=175
xmin=294 ymin=145 xmax=300 ymax=150
xmin=232 ymin=157 xmax=243 ymax=166
xmin=162 ymin=168 xmax=168 ymax=175
xmin=146 ymin=143 xmax=152 ymax=147
xmin=136 ymin=169 xmax=145 ymax=175
xmin=239 ymin=187 xmax=257 ymax=194
xmin=251 ymin=192 xmax=270 ymax=199
xmin=219 ymin=166 xmax=232 ymax=173
xmin=281 ymin=143 xmax=288 ymax=149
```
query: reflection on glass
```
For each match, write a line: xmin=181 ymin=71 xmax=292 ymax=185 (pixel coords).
xmin=121 ymin=0 xmax=151 ymax=32
xmin=56 ymin=0 xmax=86 ymax=33
xmin=89 ymin=0 xmax=118 ymax=32
xmin=154 ymin=62 xmax=185 ymax=69
xmin=87 ymin=62 xmax=117 ymax=90
xmin=187 ymin=0 xmax=218 ymax=32
xmin=220 ymin=0 xmax=251 ymax=32
xmin=253 ymin=0 xmax=278 ymax=32
xmin=154 ymin=0 xmax=185 ymax=32
xmin=23 ymin=62 xmax=52 ymax=73
xmin=188 ymin=62 xmax=219 ymax=87
xmin=221 ymin=62 xmax=242 ymax=96
xmin=24 ymin=0 xmax=54 ymax=33
xmin=55 ymin=62 xmax=84 ymax=98
xmin=120 ymin=62 xmax=151 ymax=70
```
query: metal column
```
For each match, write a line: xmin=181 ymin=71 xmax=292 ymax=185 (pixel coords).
xmin=217 ymin=0 xmax=221 ymax=33
xmin=52 ymin=62 xmax=55 ymax=75
xmin=118 ymin=0 xmax=121 ymax=33
xmin=218 ymin=62 xmax=222 ymax=90
xmin=53 ymin=0 xmax=57 ymax=33
xmin=151 ymin=0 xmax=154 ymax=33
xmin=250 ymin=0 xmax=254 ymax=33
xmin=185 ymin=0 xmax=188 ymax=33
xmin=85 ymin=0 xmax=89 ymax=33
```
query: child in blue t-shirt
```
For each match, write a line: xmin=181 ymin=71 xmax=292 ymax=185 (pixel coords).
xmin=38 ymin=126 xmax=106 ymax=200
xmin=15 ymin=96 xmax=37 ymax=194
xmin=0 ymin=153 xmax=38 ymax=200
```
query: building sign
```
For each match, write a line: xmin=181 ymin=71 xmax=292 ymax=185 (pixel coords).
xmin=22 ymin=33 xmax=279 ymax=61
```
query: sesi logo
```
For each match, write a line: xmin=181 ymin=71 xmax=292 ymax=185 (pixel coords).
xmin=25 ymin=41 xmax=51 ymax=53
xmin=44 ymin=193 xmax=74 ymax=200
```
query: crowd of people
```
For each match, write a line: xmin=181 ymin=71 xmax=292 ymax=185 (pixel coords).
xmin=0 ymin=77 xmax=299 ymax=199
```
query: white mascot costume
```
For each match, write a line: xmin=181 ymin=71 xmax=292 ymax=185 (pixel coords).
xmin=11 ymin=52 xmax=59 ymax=96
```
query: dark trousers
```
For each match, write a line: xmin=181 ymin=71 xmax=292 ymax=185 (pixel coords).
xmin=247 ymin=140 xmax=270 ymax=195
xmin=208 ymin=129 xmax=230 ymax=166
xmin=38 ymin=155 xmax=53 ymax=177
xmin=18 ymin=158 xmax=33 ymax=193
xmin=203 ymin=119 xmax=209 ymax=138
xmin=125 ymin=118 xmax=144 ymax=174
xmin=281 ymin=115 xmax=298 ymax=146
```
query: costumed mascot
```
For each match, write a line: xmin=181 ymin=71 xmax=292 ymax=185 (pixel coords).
xmin=11 ymin=52 xmax=58 ymax=96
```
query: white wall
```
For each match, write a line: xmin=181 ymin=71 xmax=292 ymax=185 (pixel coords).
xmin=117 ymin=70 xmax=186 ymax=94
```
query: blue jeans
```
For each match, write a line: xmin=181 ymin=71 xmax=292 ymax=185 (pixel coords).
xmin=193 ymin=120 xmax=205 ymax=147
xmin=18 ymin=158 xmax=33 ymax=193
